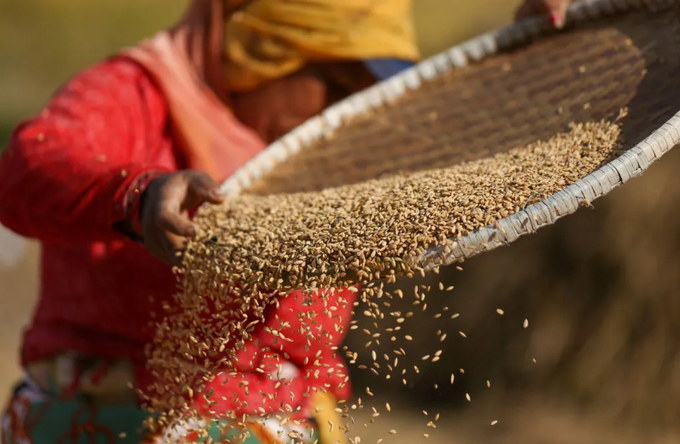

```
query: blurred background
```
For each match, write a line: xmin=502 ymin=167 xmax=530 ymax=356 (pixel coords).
xmin=2 ymin=0 xmax=680 ymax=443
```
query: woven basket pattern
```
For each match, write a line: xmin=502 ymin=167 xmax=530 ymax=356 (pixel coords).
xmin=219 ymin=0 xmax=680 ymax=268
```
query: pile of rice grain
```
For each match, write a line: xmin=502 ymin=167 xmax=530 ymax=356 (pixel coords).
xmin=143 ymin=117 xmax=623 ymax=442
xmin=191 ymin=117 xmax=622 ymax=292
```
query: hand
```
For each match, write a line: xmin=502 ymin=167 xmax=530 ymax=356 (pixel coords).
xmin=140 ymin=170 xmax=224 ymax=266
xmin=515 ymin=0 xmax=573 ymax=29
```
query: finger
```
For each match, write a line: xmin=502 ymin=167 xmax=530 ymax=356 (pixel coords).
xmin=542 ymin=0 xmax=569 ymax=28
xmin=186 ymin=171 xmax=224 ymax=207
xmin=157 ymin=208 xmax=198 ymax=239
xmin=143 ymin=234 xmax=178 ymax=266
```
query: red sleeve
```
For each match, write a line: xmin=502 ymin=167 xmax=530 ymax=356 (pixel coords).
xmin=0 ymin=56 xmax=173 ymax=244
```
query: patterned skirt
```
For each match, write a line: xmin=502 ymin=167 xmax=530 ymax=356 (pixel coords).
xmin=1 ymin=355 xmax=338 ymax=444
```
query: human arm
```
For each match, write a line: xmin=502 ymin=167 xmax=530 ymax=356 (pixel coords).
xmin=0 ymin=57 xmax=224 ymax=264
xmin=0 ymin=57 xmax=173 ymax=244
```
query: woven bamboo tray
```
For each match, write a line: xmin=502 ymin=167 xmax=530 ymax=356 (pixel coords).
xmin=219 ymin=0 xmax=680 ymax=270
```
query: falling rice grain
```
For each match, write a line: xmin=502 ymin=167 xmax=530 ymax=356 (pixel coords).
xmin=141 ymin=117 xmax=623 ymax=440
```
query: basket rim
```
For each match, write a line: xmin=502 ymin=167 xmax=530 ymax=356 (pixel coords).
xmin=218 ymin=0 xmax=680 ymax=269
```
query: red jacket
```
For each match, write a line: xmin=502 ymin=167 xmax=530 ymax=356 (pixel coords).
xmin=0 ymin=56 xmax=354 ymax=417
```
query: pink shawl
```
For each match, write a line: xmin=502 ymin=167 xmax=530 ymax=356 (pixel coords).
xmin=123 ymin=0 xmax=267 ymax=183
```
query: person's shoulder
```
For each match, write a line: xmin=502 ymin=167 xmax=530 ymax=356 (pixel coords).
xmin=48 ymin=55 xmax=167 ymax=118
xmin=57 ymin=56 xmax=155 ymax=94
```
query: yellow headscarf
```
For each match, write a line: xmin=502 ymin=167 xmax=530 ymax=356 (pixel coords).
xmin=222 ymin=0 xmax=420 ymax=92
